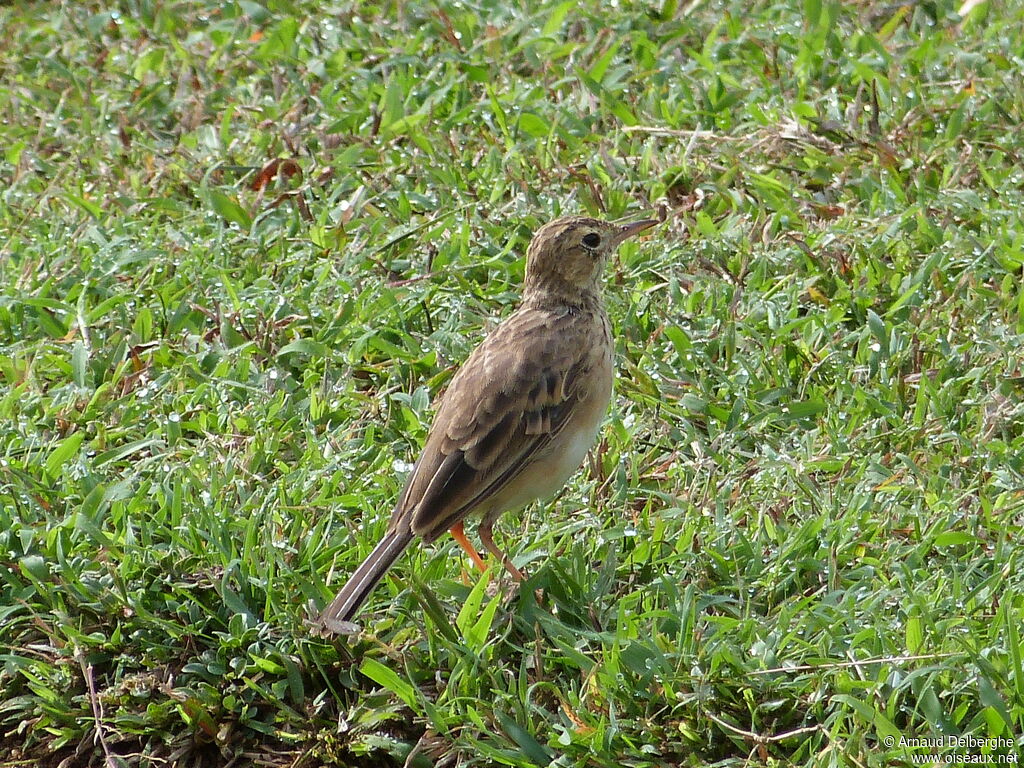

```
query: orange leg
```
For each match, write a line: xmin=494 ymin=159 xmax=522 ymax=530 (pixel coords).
xmin=478 ymin=520 xmax=525 ymax=582
xmin=450 ymin=521 xmax=488 ymax=574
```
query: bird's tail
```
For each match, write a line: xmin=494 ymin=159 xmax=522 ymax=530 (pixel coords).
xmin=317 ymin=530 xmax=414 ymax=633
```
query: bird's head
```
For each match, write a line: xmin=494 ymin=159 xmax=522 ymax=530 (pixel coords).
xmin=524 ymin=215 xmax=658 ymax=302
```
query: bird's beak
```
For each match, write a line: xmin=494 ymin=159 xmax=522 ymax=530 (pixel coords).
xmin=612 ymin=218 xmax=660 ymax=246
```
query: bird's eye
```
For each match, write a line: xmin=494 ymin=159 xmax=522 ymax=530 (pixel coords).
xmin=582 ymin=232 xmax=601 ymax=248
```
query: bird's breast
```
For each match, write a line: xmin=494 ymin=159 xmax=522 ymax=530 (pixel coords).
xmin=480 ymin=317 xmax=614 ymax=519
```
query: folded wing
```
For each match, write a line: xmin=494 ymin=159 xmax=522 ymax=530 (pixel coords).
xmin=390 ymin=306 xmax=591 ymax=542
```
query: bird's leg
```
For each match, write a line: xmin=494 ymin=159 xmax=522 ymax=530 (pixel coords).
xmin=450 ymin=521 xmax=488 ymax=574
xmin=478 ymin=519 xmax=525 ymax=582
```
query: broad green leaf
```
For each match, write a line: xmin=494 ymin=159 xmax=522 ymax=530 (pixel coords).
xmin=905 ymin=614 xmax=923 ymax=654
xmin=277 ymin=338 xmax=330 ymax=358
xmin=494 ymin=709 xmax=553 ymax=765
xmin=518 ymin=112 xmax=550 ymax=138
xmin=208 ymin=190 xmax=251 ymax=229
xmin=71 ymin=340 xmax=89 ymax=388
xmin=359 ymin=658 xmax=417 ymax=709
xmin=45 ymin=432 xmax=85 ymax=479
xmin=456 ymin=569 xmax=489 ymax=638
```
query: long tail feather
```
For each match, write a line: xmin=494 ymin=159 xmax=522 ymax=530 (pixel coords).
xmin=317 ymin=530 xmax=414 ymax=632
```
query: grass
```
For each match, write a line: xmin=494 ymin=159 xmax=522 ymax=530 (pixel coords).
xmin=1 ymin=0 xmax=1023 ymax=765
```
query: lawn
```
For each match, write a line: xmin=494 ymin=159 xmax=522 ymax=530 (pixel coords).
xmin=1 ymin=0 xmax=1023 ymax=765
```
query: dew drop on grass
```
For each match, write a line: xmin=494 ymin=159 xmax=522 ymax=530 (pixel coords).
xmin=168 ymin=413 xmax=180 ymax=423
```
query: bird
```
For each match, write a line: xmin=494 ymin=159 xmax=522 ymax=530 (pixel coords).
xmin=317 ymin=214 xmax=658 ymax=632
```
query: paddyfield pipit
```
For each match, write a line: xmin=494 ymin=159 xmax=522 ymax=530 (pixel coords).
xmin=317 ymin=215 xmax=658 ymax=632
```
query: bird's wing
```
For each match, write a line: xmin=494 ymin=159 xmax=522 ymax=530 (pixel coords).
xmin=389 ymin=305 xmax=598 ymax=542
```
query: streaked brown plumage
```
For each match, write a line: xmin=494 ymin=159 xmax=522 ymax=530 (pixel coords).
xmin=317 ymin=215 xmax=658 ymax=632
